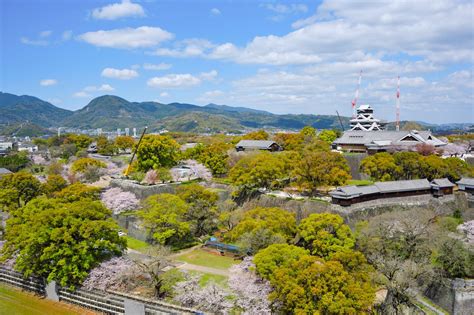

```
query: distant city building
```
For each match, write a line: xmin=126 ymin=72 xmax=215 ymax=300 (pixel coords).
xmin=350 ymin=105 xmax=387 ymax=131
xmin=332 ymin=130 xmax=446 ymax=153
xmin=0 ymin=141 xmax=16 ymax=156
xmin=133 ymin=128 xmax=137 ymax=138
xmin=18 ymin=142 xmax=38 ymax=153
xmin=235 ymin=140 xmax=282 ymax=152
xmin=97 ymin=128 xmax=102 ymax=136
xmin=125 ymin=128 xmax=130 ymax=136
xmin=117 ymin=128 xmax=121 ymax=136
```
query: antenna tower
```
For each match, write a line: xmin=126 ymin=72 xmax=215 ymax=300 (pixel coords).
xmin=351 ymin=70 xmax=362 ymax=118
xmin=396 ymin=75 xmax=400 ymax=131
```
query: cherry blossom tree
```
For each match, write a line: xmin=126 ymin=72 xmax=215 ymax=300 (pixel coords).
xmin=144 ymin=169 xmax=158 ymax=185
xmin=183 ymin=159 xmax=212 ymax=181
xmin=173 ymin=274 xmax=233 ymax=314
xmin=228 ymin=257 xmax=273 ymax=314
xmin=457 ymin=220 xmax=474 ymax=244
xmin=442 ymin=143 xmax=468 ymax=157
xmin=82 ymin=256 xmax=139 ymax=291
xmin=101 ymin=188 xmax=140 ymax=214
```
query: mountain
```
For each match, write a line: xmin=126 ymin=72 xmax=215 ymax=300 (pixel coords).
xmin=2 ymin=92 xmax=466 ymax=134
xmin=0 ymin=122 xmax=53 ymax=137
xmin=0 ymin=92 xmax=72 ymax=127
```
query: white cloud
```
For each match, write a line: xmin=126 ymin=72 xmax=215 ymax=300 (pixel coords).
xmin=73 ymin=91 xmax=91 ymax=98
xmin=62 ymin=30 xmax=73 ymax=40
xmin=264 ymin=4 xmax=308 ymax=14
xmin=92 ymin=0 xmax=145 ymax=20
xmin=150 ymin=38 xmax=214 ymax=57
xmin=101 ymin=68 xmax=139 ymax=80
xmin=143 ymin=63 xmax=172 ymax=70
xmin=78 ymin=26 xmax=173 ymax=49
xmin=211 ymin=8 xmax=221 ymax=15
xmin=196 ymin=90 xmax=225 ymax=103
xmin=39 ymin=30 xmax=52 ymax=38
xmin=20 ymin=37 xmax=48 ymax=46
xmin=147 ymin=74 xmax=201 ymax=88
xmin=40 ymin=79 xmax=57 ymax=86
xmin=160 ymin=92 xmax=170 ymax=97
xmin=84 ymin=84 xmax=115 ymax=92
xmin=199 ymin=70 xmax=218 ymax=81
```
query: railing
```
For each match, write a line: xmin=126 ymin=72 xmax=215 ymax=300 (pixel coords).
xmin=0 ymin=265 xmax=199 ymax=314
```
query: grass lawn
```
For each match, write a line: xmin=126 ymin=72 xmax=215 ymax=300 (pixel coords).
xmin=175 ymin=249 xmax=238 ymax=270
xmin=347 ymin=179 xmax=374 ymax=186
xmin=0 ymin=283 xmax=94 ymax=315
xmin=126 ymin=236 xmax=150 ymax=253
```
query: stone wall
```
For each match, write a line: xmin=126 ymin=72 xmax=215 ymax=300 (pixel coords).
xmin=110 ymin=178 xmax=176 ymax=199
xmin=244 ymin=194 xmax=457 ymax=226
xmin=343 ymin=153 xmax=369 ymax=180
xmin=425 ymin=278 xmax=474 ymax=315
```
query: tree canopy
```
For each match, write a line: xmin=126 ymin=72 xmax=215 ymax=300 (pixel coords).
xmin=137 ymin=194 xmax=190 ymax=245
xmin=1 ymin=197 xmax=126 ymax=289
xmin=0 ymin=172 xmax=41 ymax=207
xmin=136 ymin=135 xmax=181 ymax=171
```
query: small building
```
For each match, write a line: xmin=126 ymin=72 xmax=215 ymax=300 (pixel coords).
xmin=456 ymin=178 xmax=474 ymax=194
xmin=330 ymin=178 xmax=432 ymax=206
xmin=18 ymin=142 xmax=38 ymax=153
xmin=87 ymin=142 xmax=98 ymax=153
xmin=430 ymin=178 xmax=455 ymax=197
xmin=332 ymin=130 xmax=446 ymax=153
xmin=0 ymin=168 xmax=13 ymax=179
xmin=235 ymin=140 xmax=282 ymax=152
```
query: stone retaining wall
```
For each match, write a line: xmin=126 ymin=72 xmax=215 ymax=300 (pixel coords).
xmin=425 ymin=278 xmax=474 ymax=315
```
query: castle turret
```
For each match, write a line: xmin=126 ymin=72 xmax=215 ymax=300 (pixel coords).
xmin=350 ymin=104 xmax=387 ymax=131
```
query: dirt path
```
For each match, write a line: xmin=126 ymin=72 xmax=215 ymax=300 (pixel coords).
xmin=175 ymin=262 xmax=230 ymax=276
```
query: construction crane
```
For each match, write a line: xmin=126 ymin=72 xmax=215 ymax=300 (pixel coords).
xmin=124 ymin=126 xmax=147 ymax=177
xmin=351 ymin=70 xmax=362 ymax=118
xmin=336 ymin=110 xmax=345 ymax=131
xmin=396 ymin=75 xmax=400 ymax=131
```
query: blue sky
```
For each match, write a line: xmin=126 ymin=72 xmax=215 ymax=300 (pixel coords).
xmin=1 ymin=0 xmax=473 ymax=123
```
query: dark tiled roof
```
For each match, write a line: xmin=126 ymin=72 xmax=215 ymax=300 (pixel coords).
xmin=235 ymin=140 xmax=278 ymax=149
xmin=457 ymin=178 xmax=474 ymax=187
xmin=431 ymin=178 xmax=455 ymax=188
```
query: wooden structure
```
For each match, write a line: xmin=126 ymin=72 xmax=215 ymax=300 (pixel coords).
xmin=456 ymin=178 xmax=474 ymax=194
xmin=235 ymin=140 xmax=282 ymax=152
xmin=430 ymin=178 xmax=455 ymax=197
xmin=330 ymin=178 xmax=454 ymax=206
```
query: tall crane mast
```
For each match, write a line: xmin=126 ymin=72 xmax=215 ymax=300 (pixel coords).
xmin=351 ymin=70 xmax=362 ymax=118
xmin=124 ymin=126 xmax=148 ymax=177
xmin=396 ymin=76 xmax=400 ymax=131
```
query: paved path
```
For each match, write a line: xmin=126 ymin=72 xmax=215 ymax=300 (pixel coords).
xmin=175 ymin=262 xmax=230 ymax=276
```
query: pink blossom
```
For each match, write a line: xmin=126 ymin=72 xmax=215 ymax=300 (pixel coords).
xmin=228 ymin=257 xmax=272 ymax=315
xmin=82 ymin=256 xmax=137 ymax=291
xmin=101 ymin=187 xmax=140 ymax=214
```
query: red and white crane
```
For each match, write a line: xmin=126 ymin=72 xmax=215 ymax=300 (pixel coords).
xmin=351 ymin=70 xmax=362 ymax=118
xmin=396 ymin=75 xmax=400 ymax=131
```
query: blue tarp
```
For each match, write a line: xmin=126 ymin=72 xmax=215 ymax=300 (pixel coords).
xmin=204 ymin=240 xmax=240 ymax=253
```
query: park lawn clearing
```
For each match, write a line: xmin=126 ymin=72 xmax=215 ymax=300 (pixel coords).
xmin=126 ymin=236 xmax=150 ymax=253
xmin=0 ymin=283 xmax=96 ymax=315
xmin=174 ymin=248 xmax=239 ymax=270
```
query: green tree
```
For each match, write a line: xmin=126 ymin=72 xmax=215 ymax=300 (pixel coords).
xmin=360 ymin=152 xmax=400 ymax=181
xmin=254 ymin=244 xmax=310 ymax=280
xmin=114 ymin=136 xmax=135 ymax=151
xmin=270 ymin=255 xmax=375 ymax=314
xmin=228 ymin=207 xmax=296 ymax=244
xmin=194 ymin=142 xmax=231 ymax=175
xmin=300 ymin=126 xmax=317 ymax=138
xmin=298 ymin=213 xmax=355 ymax=258
xmin=0 ymin=172 xmax=41 ymax=207
xmin=443 ymin=157 xmax=472 ymax=182
xmin=96 ymin=135 xmax=118 ymax=155
xmin=273 ymin=133 xmax=304 ymax=151
xmin=229 ymin=152 xmax=287 ymax=192
xmin=137 ymin=194 xmax=190 ymax=245
xmin=176 ymin=184 xmax=219 ymax=237
xmin=435 ymin=238 xmax=474 ymax=278
xmin=318 ymin=129 xmax=338 ymax=144
xmin=1 ymin=197 xmax=126 ymax=289
xmin=0 ymin=153 xmax=30 ymax=172
xmin=294 ymin=151 xmax=351 ymax=193
xmin=42 ymin=174 xmax=68 ymax=196
xmin=71 ymin=157 xmax=107 ymax=174
xmin=419 ymin=155 xmax=448 ymax=181
xmin=136 ymin=135 xmax=180 ymax=171
xmin=0 ymin=188 xmax=19 ymax=212
xmin=64 ymin=134 xmax=93 ymax=150
xmin=393 ymin=152 xmax=422 ymax=179
xmin=242 ymin=130 xmax=269 ymax=140
xmin=54 ymin=183 xmax=100 ymax=202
